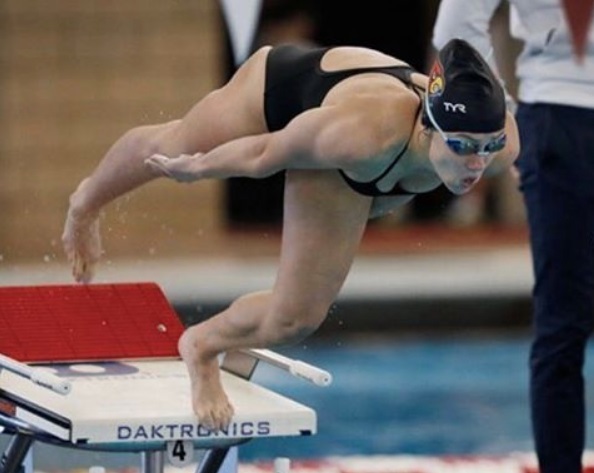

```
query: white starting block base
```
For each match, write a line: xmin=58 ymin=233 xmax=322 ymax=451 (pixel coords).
xmin=0 ymin=359 xmax=316 ymax=451
xmin=0 ymin=353 xmax=319 ymax=473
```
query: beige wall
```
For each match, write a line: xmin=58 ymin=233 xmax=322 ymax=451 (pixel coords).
xmin=0 ymin=0 xmax=229 ymax=264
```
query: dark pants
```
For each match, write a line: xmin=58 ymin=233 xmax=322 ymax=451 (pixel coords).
xmin=515 ymin=103 xmax=594 ymax=473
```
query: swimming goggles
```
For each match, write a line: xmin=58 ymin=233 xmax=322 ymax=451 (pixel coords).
xmin=424 ymin=94 xmax=506 ymax=156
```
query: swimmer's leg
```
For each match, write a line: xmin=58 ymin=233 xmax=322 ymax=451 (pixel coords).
xmin=179 ymin=170 xmax=372 ymax=430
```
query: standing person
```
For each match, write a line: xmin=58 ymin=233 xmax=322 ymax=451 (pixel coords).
xmin=62 ymin=39 xmax=519 ymax=432
xmin=432 ymin=2 xmax=594 ymax=472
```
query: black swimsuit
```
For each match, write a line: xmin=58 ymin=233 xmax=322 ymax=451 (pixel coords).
xmin=264 ymin=43 xmax=424 ymax=197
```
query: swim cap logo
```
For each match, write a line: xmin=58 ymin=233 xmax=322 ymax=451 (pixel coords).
xmin=429 ymin=57 xmax=467 ymax=114
xmin=444 ymin=102 xmax=467 ymax=113
xmin=428 ymin=59 xmax=445 ymax=97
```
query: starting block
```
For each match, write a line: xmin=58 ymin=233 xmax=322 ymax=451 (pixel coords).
xmin=0 ymin=283 xmax=331 ymax=473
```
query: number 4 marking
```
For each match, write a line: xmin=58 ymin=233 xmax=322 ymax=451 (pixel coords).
xmin=167 ymin=440 xmax=194 ymax=467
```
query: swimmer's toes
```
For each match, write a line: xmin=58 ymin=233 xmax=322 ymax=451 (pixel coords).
xmin=198 ymin=410 xmax=216 ymax=432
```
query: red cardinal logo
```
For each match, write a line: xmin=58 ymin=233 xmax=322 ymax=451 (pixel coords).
xmin=428 ymin=58 xmax=445 ymax=96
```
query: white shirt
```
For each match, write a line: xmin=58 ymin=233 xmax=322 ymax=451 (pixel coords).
xmin=432 ymin=0 xmax=594 ymax=109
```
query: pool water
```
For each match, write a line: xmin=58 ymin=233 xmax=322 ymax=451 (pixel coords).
xmin=241 ymin=332 xmax=594 ymax=461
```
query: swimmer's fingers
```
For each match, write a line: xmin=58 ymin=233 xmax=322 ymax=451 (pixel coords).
xmin=145 ymin=154 xmax=175 ymax=178
xmin=145 ymin=153 xmax=204 ymax=183
xmin=72 ymin=252 xmax=95 ymax=283
xmin=62 ymin=215 xmax=102 ymax=284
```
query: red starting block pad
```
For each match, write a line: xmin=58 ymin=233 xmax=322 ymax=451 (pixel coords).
xmin=0 ymin=282 xmax=183 ymax=362
xmin=0 ymin=283 xmax=317 ymax=452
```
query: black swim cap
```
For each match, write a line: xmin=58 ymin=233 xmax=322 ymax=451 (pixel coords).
xmin=422 ymin=38 xmax=506 ymax=133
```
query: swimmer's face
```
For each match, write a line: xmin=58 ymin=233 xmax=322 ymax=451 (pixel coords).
xmin=428 ymin=130 xmax=504 ymax=195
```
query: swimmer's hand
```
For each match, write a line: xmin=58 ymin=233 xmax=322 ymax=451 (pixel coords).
xmin=62 ymin=180 xmax=102 ymax=283
xmin=145 ymin=153 xmax=205 ymax=183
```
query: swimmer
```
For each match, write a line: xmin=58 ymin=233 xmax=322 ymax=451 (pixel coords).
xmin=62 ymin=39 xmax=519 ymax=431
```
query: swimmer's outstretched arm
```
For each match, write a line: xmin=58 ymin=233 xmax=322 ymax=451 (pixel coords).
xmin=146 ymin=104 xmax=382 ymax=182
xmin=63 ymin=121 xmax=180 ymax=282
xmin=69 ymin=121 xmax=181 ymax=217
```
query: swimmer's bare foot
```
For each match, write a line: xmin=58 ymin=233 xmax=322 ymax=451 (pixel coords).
xmin=178 ymin=327 xmax=234 ymax=431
